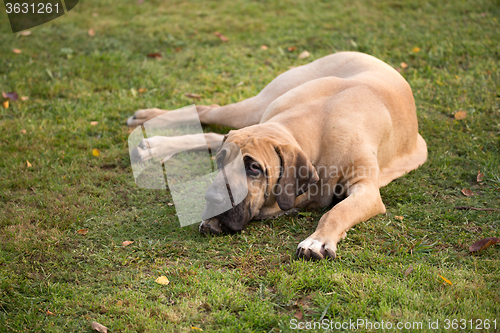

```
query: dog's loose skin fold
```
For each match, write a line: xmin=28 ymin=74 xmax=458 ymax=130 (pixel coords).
xmin=128 ymin=52 xmax=427 ymax=260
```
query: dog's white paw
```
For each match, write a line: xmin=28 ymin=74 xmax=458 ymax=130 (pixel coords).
xmin=127 ymin=108 xmax=169 ymax=127
xmin=296 ymin=236 xmax=337 ymax=260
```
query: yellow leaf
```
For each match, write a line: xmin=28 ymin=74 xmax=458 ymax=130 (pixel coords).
xmin=412 ymin=47 xmax=421 ymax=53
xmin=46 ymin=310 xmax=55 ymax=315
xmin=155 ymin=276 xmax=170 ymax=285
xmin=138 ymin=88 xmax=147 ymax=93
xmin=3 ymin=101 xmax=9 ymax=108
xmin=90 ymin=121 xmax=98 ymax=126
xmin=77 ymin=229 xmax=88 ymax=235
xmin=298 ymin=51 xmax=310 ymax=59
xmin=454 ymin=111 xmax=467 ymax=120
xmin=92 ymin=148 xmax=100 ymax=157
xmin=400 ymin=62 xmax=408 ymax=69
xmin=438 ymin=274 xmax=452 ymax=285
xmin=191 ymin=327 xmax=203 ymax=331
xmin=26 ymin=160 xmax=32 ymax=168
xmin=12 ymin=49 xmax=22 ymax=54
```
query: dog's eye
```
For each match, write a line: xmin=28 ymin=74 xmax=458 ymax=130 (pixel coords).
xmin=247 ymin=161 xmax=262 ymax=175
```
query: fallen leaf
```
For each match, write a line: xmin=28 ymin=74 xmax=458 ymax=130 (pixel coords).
xmin=116 ymin=300 xmax=123 ymax=306
xmin=21 ymin=96 xmax=29 ymax=101
xmin=454 ymin=110 xmax=467 ymax=120
xmin=155 ymin=276 xmax=170 ymax=285
xmin=294 ymin=310 xmax=303 ymax=320
xmin=92 ymin=148 xmax=101 ymax=157
xmin=46 ymin=310 xmax=55 ymax=315
xmin=191 ymin=327 xmax=203 ymax=331
xmin=298 ymin=51 xmax=310 ymax=59
xmin=235 ymin=81 xmax=244 ymax=87
xmin=147 ymin=53 xmax=162 ymax=59
xmin=174 ymin=47 xmax=183 ymax=52
xmin=90 ymin=121 xmax=98 ymax=126
xmin=92 ymin=12 xmax=99 ymax=17
xmin=12 ymin=49 xmax=22 ymax=54
xmin=404 ymin=265 xmax=413 ymax=277
xmin=3 ymin=101 xmax=9 ymax=108
xmin=184 ymin=93 xmax=201 ymax=99
xmin=20 ymin=30 xmax=32 ymax=36
xmin=412 ymin=47 xmax=421 ymax=53
xmin=214 ymin=31 xmax=228 ymax=42
xmin=438 ymin=274 xmax=452 ymax=285
xmin=287 ymin=46 xmax=297 ymax=52
xmin=469 ymin=237 xmax=500 ymax=252
xmin=167 ymin=202 xmax=174 ymax=206
xmin=26 ymin=160 xmax=32 ymax=168
xmin=461 ymin=188 xmax=473 ymax=197
xmin=122 ymin=240 xmax=134 ymax=247
xmin=477 ymin=171 xmax=484 ymax=182
xmin=137 ymin=88 xmax=147 ymax=93
xmin=400 ymin=62 xmax=408 ymax=69
xmin=260 ymin=45 xmax=268 ymax=50
xmin=20 ymin=129 xmax=27 ymax=134
xmin=88 ymin=29 xmax=95 ymax=37
xmin=2 ymin=91 xmax=19 ymax=101
xmin=77 ymin=229 xmax=89 ymax=235
xmin=395 ymin=215 xmax=404 ymax=221
xmin=91 ymin=321 xmax=108 ymax=333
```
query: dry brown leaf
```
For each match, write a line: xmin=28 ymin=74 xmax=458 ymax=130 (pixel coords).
xmin=469 ymin=237 xmax=500 ymax=252
xmin=21 ymin=96 xmax=29 ymax=101
xmin=454 ymin=111 xmax=467 ymax=120
xmin=438 ymin=274 xmax=452 ymax=285
xmin=91 ymin=321 xmax=108 ymax=333
xmin=461 ymin=188 xmax=473 ymax=197
xmin=287 ymin=46 xmax=297 ymax=52
xmin=13 ymin=49 xmax=22 ymax=54
xmin=260 ymin=45 xmax=268 ymax=50
xmin=116 ymin=300 xmax=123 ymax=306
xmin=122 ymin=240 xmax=134 ymax=247
xmin=155 ymin=276 xmax=170 ymax=285
xmin=90 ymin=121 xmax=98 ymax=126
xmin=92 ymin=148 xmax=101 ymax=157
xmin=184 ymin=93 xmax=201 ymax=99
xmin=214 ymin=31 xmax=228 ymax=42
xmin=400 ymin=62 xmax=408 ymax=69
xmin=46 ymin=310 xmax=55 ymax=315
xmin=3 ymin=91 xmax=19 ymax=101
xmin=294 ymin=310 xmax=303 ymax=320
xmin=20 ymin=129 xmax=27 ymax=134
xmin=167 ymin=202 xmax=174 ymax=206
xmin=88 ymin=29 xmax=96 ymax=37
xmin=2 ymin=101 xmax=8 ymax=108
xmin=26 ymin=160 xmax=32 ymax=168
xmin=404 ymin=265 xmax=413 ymax=277
xmin=395 ymin=215 xmax=404 ymax=221
xmin=137 ymin=88 xmax=147 ymax=93
xmin=412 ymin=47 xmax=421 ymax=53
xmin=298 ymin=51 xmax=310 ymax=59
xmin=92 ymin=12 xmax=99 ymax=17
xmin=477 ymin=171 xmax=485 ymax=182
xmin=20 ymin=30 xmax=32 ymax=36
xmin=147 ymin=53 xmax=162 ymax=59
xmin=77 ymin=229 xmax=88 ymax=235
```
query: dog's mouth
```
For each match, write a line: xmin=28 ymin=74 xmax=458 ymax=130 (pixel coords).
xmin=199 ymin=218 xmax=223 ymax=235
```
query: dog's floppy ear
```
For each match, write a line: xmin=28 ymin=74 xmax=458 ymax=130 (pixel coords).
xmin=274 ymin=144 xmax=319 ymax=211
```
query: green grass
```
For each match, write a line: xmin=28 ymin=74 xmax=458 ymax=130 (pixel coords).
xmin=1 ymin=0 xmax=499 ymax=331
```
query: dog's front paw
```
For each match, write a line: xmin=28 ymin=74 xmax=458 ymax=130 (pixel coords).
xmin=199 ymin=218 xmax=222 ymax=235
xmin=127 ymin=108 xmax=169 ymax=127
xmin=296 ymin=235 xmax=337 ymax=260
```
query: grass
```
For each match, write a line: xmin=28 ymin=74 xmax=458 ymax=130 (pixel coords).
xmin=0 ymin=0 xmax=499 ymax=331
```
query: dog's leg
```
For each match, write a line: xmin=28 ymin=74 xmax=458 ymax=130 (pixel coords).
xmin=296 ymin=179 xmax=386 ymax=260
xmin=131 ymin=133 xmax=224 ymax=162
